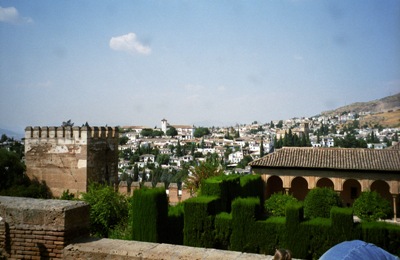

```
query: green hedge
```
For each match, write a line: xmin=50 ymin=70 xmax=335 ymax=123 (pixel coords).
xmin=183 ymin=196 xmax=221 ymax=248
xmin=165 ymin=203 xmax=184 ymax=245
xmin=128 ymin=175 xmax=400 ymax=259
xmin=240 ymin=174 xmax=264 ymax=201
xmin=201 ymin=174 xmax=240 ymax=212
xmin=214 ymin=212 xmax=232 ymax=250
xmin=230 ymin=197 xmax=262 ymax=252
xmin=130 ymin=187 xmax=168 ymax=242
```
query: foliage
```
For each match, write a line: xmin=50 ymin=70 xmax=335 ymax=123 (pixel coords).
xmin=130 ymin=187 xmax=168 ymax=242
xmin=0 ymin=148 xmax=51 ymax=198
xmin=214 ymin=212 xmax=232 ymax=250
xmin=0 ymin=148 xmax=25 ymax=191
xmin=230 ymin=197 xmax=262 ymax=252
xmin=62 ymin=119 xmax=74 ymax=127
xmin=193 ymin=127 xmax=210 ymax=138
xmin=165 ymin=203 xmax=184 ymax=244
xmin=334 ymin=134 xmax=368 ymax=148
xmin=140 ymin=128 xmax=164 ymax=138
xmin=184 ymin=161 xmax=224 ymax=195
xmin=304 ymin=187 xmax=342 ymax=218
xmin=240 ymin=174 xmax=263 ymax=201
xmin=353 ymin=191 xmax=392 ymax=222
xmin=81 ymin=183 xmax=128 ymax=238
xmin=119 ymin=136 xmax=129 ymax=145
xmin=166 ymin=126 xmax=178 ymax=137
xmin=237 ymin=155 xmax=253 ymax=169
xmin=183 ymin=196 xmax=221 ymax=247
xmin=60 ymin=189 xmax=75 ymax=200
xmin=201 ymin=174 xmax=240 ymax=212
xmin=265 ymin=192 xmax=298 ymax=217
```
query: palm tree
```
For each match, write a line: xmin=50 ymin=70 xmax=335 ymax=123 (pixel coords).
xmin=184 ymin=161 xmax=223 ymax=195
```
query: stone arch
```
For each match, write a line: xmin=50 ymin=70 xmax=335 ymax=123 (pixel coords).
xmin=341 ymin=179 xmax=361 ymax=207
xmin=316 ymin=177 xmax=334 ymax=189
xmin=289 ymin=176 xmax=308 ymax=201
xmin=265 ymin=175 xmax=284 ymax=199
xmin=371 ymin=180 xmax=392 ymax=205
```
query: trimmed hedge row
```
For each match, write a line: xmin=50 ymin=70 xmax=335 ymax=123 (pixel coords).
xmin=130 ymin=187 xmax=168 ymax=242
xmin=129 ymin=175 xmax=400 ymax=259
xmin=183 ymin=195 xmax=221 ymax=247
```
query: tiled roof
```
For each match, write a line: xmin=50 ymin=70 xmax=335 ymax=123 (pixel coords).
xmin=249 ymin=147 xmax=400 ymax=172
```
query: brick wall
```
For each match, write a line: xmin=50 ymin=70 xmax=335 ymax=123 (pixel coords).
xmin=0 ymin=196 xmax=89 ymax=259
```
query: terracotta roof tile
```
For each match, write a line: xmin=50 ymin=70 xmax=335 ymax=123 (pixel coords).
xmin=249 ymin=147 xmax=400 ymax=172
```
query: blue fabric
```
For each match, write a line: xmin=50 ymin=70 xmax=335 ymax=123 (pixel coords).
xmin=320 ymin=240 xmax=399 ymax=260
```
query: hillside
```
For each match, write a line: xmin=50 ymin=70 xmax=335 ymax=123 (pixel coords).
xmin=321 ymin=93 xmax=400 ymax=128
xmin=321 ymin=93 xmax=400 ymax=116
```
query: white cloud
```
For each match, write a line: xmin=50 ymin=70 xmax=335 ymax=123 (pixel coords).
xmin=0 ymin=6 xmax=33 ymax=24
xmin=109 ymin=33 xmax=151 ymax=55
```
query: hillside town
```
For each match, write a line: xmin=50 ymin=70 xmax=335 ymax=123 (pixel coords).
xmin=117 ymin=110 xmax=400 ymax=183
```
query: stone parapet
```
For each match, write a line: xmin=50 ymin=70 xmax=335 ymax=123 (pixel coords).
xmin=25 ymin=126 xmax=118 ymax=144
xmin=0 ymin=196 xmax=89 ymax=259
xmin=64 ymin=237 xmax=274 ymax=260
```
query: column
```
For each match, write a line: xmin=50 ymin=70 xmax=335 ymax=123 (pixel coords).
xmin=393 ymin=194 xmax=398 ymax=222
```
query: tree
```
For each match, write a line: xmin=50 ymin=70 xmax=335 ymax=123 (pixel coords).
xmin=133 ymin=164 xmax=139 ymax=181
xmin=265 ymin=193 xmax=298 ymax=217
xmin=194 ymin=127 xmax=210 ymax=138
xmin=270 ymin=121 xmax=275 ymax=128
xmin=176 ymin=140 xmax=183 ymax=157
xmin=119 ymin=136 xmax=129 ymax=145
xmin=140 ymin=128 xmax=153 ymax=137
xmin=81 ymin=183 xmax=128 ymax=238
xmin=353 ymin=191 xmax=392 ymax=222
xmin=304 ymin=187 xmax=342 ymax=218
xmin=237 ymin=155 xmax=253 ymax=169
xmin=260 ymin=139 xmax=265 ymax=157
xmin=166 ymin=127 xmax=178 ymax=137
xmin=0 ymin=148 xmax=25 ymax=191
xmin=276 ymin=120 xmax=283 ymax=128
xmin=62 ymin=119 xmax=74 ymax=127
xmin=184 ymin=161 xmax=224 ymax=195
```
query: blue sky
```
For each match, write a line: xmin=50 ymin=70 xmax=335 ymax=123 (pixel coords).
xmin=1 ymin=0 xmax=399 ymax=132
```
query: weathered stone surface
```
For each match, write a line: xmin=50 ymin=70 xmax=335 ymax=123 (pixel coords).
xmin=25 ymin=126 xmax=119 ymax=197
xmin=63 ymin=238 xmax=277 ymax=260
xmin=0 ymin=196 xmax=90 ymax=259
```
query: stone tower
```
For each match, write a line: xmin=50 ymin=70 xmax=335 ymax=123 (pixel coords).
xmin=24 ymin=126 xmax=119 ymax=197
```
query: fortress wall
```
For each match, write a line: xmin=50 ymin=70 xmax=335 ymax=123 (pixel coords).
xmin=24 ymin=126 xmax=119 ymax=197
xmin=0 ymin=196 xmax=89 ymax=260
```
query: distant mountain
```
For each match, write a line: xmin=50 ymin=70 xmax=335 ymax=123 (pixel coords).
xmin=321 ymin=93 xmax=400 ymax=116
xmin=0 ymin=128 xmax=24 ymax=140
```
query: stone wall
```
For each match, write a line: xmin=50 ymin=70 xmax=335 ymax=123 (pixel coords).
xmin=63 ymin=237 xmax=274 ymax=260
xmin=0 ymin=196 xmax=89 ymax=259
xmin=118 ymin=182 xmax=192 ymax=204
xmin=25 ymin=126 xmax=119 ymax=197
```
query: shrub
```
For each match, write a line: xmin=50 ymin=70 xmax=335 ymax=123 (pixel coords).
xmin=201 ymin=174 xmax=240 ymax=212
xmin=183 ymin=196 xmax=221 ymax=248
xmin=82 ymin=183 xmax=128 ymax=238
xmin=130 ymin=187 xmax=168 ymax=242
xmin=214 ymin=212 xmax=232 ymax=250
xmin=230 ymin=197 xmax=262 ymax=252
xmin=265 ymin=192 xmax=298 ymax=217
xmin=353 ymin=191 xmax=392 ymax=222
xmin=165 ymin=203 xmax=184 ymax=245
xmin=60 ymin=189 xmax=75 ymax=200
xmin=304 ymin=187 xmax=342 ymax=218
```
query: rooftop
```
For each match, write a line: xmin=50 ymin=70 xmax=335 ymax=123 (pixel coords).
xmin=249 ymin=147 xmax=400 ymax=172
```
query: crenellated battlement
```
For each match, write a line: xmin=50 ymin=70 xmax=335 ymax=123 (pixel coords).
xmin=25 ymin=126 xmax=119 ymax=140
